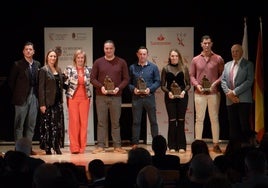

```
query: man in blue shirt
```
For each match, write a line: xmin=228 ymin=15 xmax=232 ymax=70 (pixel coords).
xmin=129 ymin=46 xmax=161 ymax=148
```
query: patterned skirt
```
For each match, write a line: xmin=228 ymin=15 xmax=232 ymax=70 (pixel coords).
xmin=39 ymin=102 xmax=65 ymax=150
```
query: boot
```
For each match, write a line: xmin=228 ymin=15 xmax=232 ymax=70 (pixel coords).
xmin=45 ymin=148 xmax=52 ymax=155
xmin=54 ymin=148 xmax=62 ymax=155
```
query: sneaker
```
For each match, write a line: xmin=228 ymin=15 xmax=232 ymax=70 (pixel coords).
xmin=170 ymin=149 xmax=176 ymax=153
xmin=114 ymin=147 xmax=127 ymax=154
xmin=132 ymin=144 xmax=138 ymax=149
xmin=213 ymin=145 xmax=222 ymax=153
xmin=179 ymin=149 xmax=186 ymax=153
xmin=92 ymin=147 xmax=105 ymax=154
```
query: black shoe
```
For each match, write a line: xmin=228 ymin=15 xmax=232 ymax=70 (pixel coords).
xmin=45 ymin=148 xmax=52 ymax=155
xmin=55 ymin=148 xmax=62 ymax=155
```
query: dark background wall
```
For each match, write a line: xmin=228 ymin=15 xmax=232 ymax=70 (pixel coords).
xmin=0 ymin=0 xmax=266 ymax=142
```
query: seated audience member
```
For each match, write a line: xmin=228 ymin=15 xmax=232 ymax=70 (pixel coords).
xmin=232 ymin=149 xmax=268 ymax=188
xmin=1 ymin=150 xmax=32 ymax=187
xmin=180 ymin=139 xmax=210 ymax=183
xmin=127 ymin=147 xmax=153 ymax=184
xmin=33 ymin=163 xmax=62 ymax=188
xmin=213 ymin=139 xmax=244 ymax=183
xmin=136 ymin=165 xmax=163 ymax=188
xmin=15 ymin=137 xmax=45 ymax=176
xmin=88 ymin=159 xmax=106 ymax=188
xmin=191 ymin=139 xmax=210 ymax=157
xmin=105 ymin=162 xmax=135 ymax=188
xmin=151 ymin=135 xmax=180 ymax=171
xmin=53 ymin=161 xmax=88 ymax=187
xmin=184 ymin=153 xmax=215 ymax=187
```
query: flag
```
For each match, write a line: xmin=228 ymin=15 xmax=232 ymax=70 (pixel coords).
xmin=242 ymin=17 xmax=248 ymax=60
xmin=254 ymin=17 xmax=264 ymax=142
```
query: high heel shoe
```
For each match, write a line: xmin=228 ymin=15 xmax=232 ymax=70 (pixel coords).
xmin=54 ymin=148 xmax=62 ymax=155
xmin=45 ymin=148 xmax=52 ymax=155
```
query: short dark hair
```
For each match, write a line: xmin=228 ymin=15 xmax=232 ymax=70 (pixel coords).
xmin=137 ymin=46 xmax=148 ymax=53
xmin=201 ymin=35 xmax=212 ymax=42
xmin=104 ymin=39 xmax=115 ymax=46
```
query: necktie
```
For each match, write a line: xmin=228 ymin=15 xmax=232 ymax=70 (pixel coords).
xmin=29 ymin=64 xmax=35 ymax=86
xmin=229 ymin=61 xmax=237 ymax=89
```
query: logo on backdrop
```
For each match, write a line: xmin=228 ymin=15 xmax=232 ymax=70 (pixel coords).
xmin=177 ymin=32 xmax=186 ymax=46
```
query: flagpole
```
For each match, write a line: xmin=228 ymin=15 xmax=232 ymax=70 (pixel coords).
xmin=242 ymin=17 xmax=248 ymax=59
xmin=259 ymin=16 xmax=262 ymax=42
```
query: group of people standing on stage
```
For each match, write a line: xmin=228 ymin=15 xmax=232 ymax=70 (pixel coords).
xmin=8 ymin=35 xmax=255 ymax=155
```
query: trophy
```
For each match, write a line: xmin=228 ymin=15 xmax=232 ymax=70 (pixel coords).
xmin=137 ymin=77 xmax=147 ymax=94
xmin=104 ymin=75 xmax=115 ymax=94
xmin=201 ymin=75 xmax=211 ymax=93
xmin=170 ymin=80 xmax=181 ymax=98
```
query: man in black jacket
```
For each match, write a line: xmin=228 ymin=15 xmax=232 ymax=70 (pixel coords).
xmin=8 ymin=41 xmax=41 ymax=155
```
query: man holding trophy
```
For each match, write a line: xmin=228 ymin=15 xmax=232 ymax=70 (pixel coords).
xmin=90 ymin=40 xmax=129 ymax=154
xmin=129 ymin=46 xmax=161 ymax=148
xmin=189 ymin=35 xmax=224 ymax=153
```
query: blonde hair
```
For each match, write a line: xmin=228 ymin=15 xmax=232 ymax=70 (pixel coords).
xmin=168 ymin=48 xmax=187 ymax=75
xmin=73 ymin=49 xmax=87 ymax=66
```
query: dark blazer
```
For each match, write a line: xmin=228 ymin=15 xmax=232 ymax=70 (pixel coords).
xmin=8 ymin=58 xmax=41 ymax=105
xmin=38 ymin=65 xmax=64 ymax=107
xmin=221 ymin=58 xmax=254 ymax=106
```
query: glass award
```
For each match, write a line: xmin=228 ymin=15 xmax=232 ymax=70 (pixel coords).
xmin=170 ymin=80 xmax=181 ymax=98
xmin=137 ymin=77 xmax=147 ymax=94
xmin=201 ymin=75 xmax=211 ymax=93
xmin=104 ymin=75 xmax=115 ymax=94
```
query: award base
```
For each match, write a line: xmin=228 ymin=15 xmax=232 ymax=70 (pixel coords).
xmin=173 ymin=95 xmax=181 ymax=98
xmin=106 ymin=90 xmax=115 ymax=94
xmin=137 ymin=90 xmax=146 ymax=94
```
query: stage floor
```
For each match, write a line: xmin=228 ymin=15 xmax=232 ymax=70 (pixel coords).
xmin=0 ymin=142 xmax=226 ymax=170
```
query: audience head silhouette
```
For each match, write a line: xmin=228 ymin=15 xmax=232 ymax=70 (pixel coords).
xmin=152 ymin=135 xmax=167 ymax=156
xmin=136 ymin=165 xmax=163 ymax=188
xmin=191 ymin=140 xmax=209 ymax=157
xmin=188 ymin=153 xmax=215 ymax=185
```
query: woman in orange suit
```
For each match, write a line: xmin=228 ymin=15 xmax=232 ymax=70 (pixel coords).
xmin=64 ymin=49 xmax=92 ymax=154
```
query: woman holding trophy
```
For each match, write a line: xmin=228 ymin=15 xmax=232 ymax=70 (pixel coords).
xmin=161 ymin=48 xmax=191 ymax=153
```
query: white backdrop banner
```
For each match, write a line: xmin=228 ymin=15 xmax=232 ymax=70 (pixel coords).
xmin=44 ymin=27 xmax=94 ymax=145
xmin=146 ymin=27 xmax=194 ymax=144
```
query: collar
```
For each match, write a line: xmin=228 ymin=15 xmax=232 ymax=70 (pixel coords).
xmin=138 ymin=61 xmax=148 ymax=67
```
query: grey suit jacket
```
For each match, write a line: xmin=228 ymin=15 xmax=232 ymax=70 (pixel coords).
xmin=221 ymin=58 xmax=254 ymax=106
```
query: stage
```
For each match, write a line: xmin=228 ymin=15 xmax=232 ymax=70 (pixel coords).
xmin=0 ymin=142 xmax=226 ymax=171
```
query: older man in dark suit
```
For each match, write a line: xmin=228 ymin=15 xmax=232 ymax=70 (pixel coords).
xmin=221 ymin=44 xmax=255 ymax=145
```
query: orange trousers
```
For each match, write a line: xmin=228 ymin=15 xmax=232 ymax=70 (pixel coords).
xmin=68 ymin=97 xmax=90 ymax=153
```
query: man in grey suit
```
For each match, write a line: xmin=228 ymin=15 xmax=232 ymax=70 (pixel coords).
xmin=221 ymin=44 xmax=255 ymax=145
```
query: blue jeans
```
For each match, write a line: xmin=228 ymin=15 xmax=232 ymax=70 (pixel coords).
xmin=95 ymin=95 xmax=122 ymax=148
xmin=132 ymin=94 xmax=158 ymax=144
xmin=14 ymin=88 xmax=38 ymax=142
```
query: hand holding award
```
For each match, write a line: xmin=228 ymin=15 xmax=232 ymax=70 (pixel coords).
xmin=104 ymin=75 xmax=115 ymax=94
xmin=170 ymin=80 xmax=181 ymax=98
xmin=137 ymin=77 xmax=147 ymax=94
xmin=201 ymin=75 xmax=211 ymax=94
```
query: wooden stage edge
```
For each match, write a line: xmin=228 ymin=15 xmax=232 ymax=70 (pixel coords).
xmin=0 ymin=140 xmax=227 ymax=170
